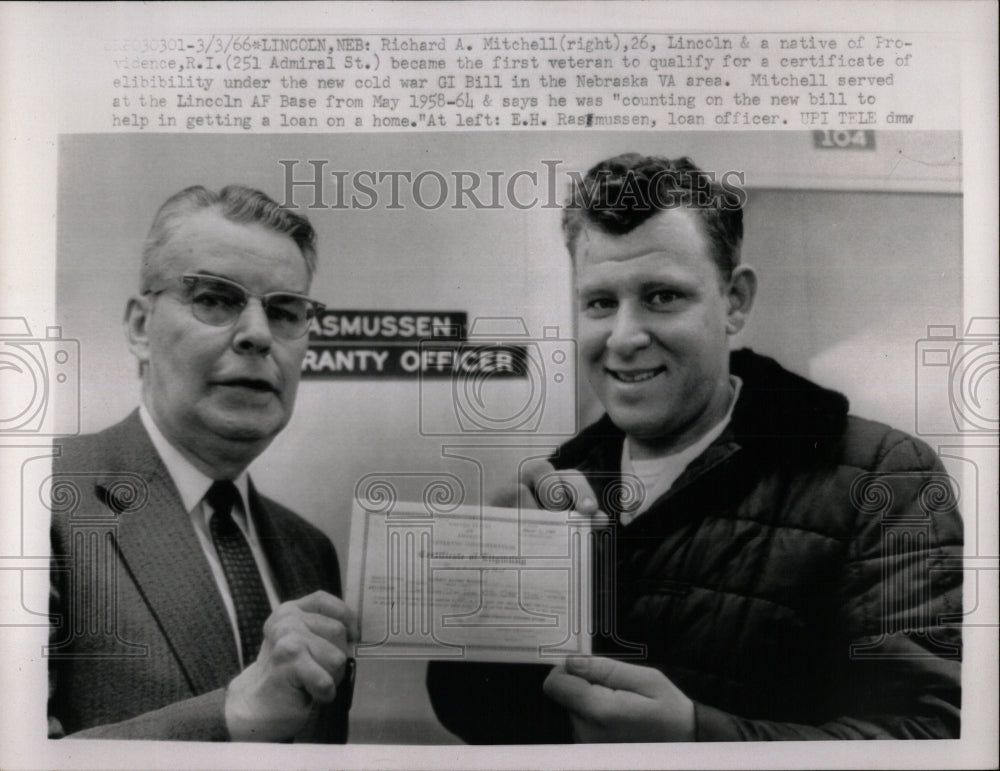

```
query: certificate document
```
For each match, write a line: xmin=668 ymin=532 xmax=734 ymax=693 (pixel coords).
xmin=346 ymin=499 xmax=594 ymax=663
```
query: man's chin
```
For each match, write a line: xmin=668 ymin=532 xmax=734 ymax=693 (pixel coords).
xmin=605 ymin=406 xmax=673 ymax=442
xmin=205 ymin=409 xmax=287 ymax=446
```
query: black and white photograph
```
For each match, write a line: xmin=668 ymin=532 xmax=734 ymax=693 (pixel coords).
xmin=0 ymin=3 xmax=996 ymax=770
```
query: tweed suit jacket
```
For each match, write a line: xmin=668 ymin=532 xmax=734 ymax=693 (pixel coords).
xmin=48 ymin=410 xmax=350 ymax=741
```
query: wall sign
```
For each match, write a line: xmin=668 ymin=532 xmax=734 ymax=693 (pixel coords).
xmin=303 ymin=310 xmax=529 ymax=378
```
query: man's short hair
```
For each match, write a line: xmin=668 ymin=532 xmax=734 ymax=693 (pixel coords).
xmin=140 ymin=185 xmax=317 ymax=290
xmin=561 ymin=153 xmax=744 ymax=278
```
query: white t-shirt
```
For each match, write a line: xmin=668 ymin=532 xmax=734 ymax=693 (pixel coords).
xmin=619 ymin=377 xmax=742 ymax=526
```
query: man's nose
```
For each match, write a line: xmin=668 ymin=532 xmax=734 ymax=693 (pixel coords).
xmin=232 ymin=299 xmax=273 ymax=354
xmin=606 ymin=303 xmax=651 ymax=356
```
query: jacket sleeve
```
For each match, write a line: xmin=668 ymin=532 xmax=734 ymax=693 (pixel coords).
xmin=694 ymin=433 xmax=963 ymax=740
xmin=47 ymin=580 xmax=352 ymax=742
xmin=49 ymin=688 xmax=231 ymax=741
xmin=47 ymin=521 xmax=351 ymax=742
xmin=426 ymin=661 xmax=573 ymax=744
xmin=47 ymin=568 xmax=232 ymax=741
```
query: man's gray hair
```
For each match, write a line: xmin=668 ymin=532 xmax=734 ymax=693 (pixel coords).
xmin=140 ymin=185 xmax=317 ymax=290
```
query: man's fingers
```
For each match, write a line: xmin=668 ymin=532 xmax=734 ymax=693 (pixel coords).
xmin=285 ymin=650 xmax=338 ymax=703
xmin=564 ymin=656 xmax=663 ymax=698
xmin=491 ymin=461 xmax=608 ymax=522
xmin=543 ymin=666 xmax=611 ymax=717
xmin=283 ymin=591 xmax=359 ymax=641
xmin=556 ymin=469 xmax=600 ymax=516
xmin=300 ymin=634 xmax=349 ymax=686
xmin=543 ymin=665 xmax=590 ymax=708
xmin=270 ymin=628 xmax=348 ymax=691
xmin=524 ymin=461 xmax=603 ymax=518
xmin=297 ymin=611 xmax=349 ymax=650
xmin=264 ymin=606 xmax=352 ymax=666
xmin=287 ymin=590 xmax=349 ymax=618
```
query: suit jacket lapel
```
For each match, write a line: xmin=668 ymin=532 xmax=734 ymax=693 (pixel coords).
xmin=249 ymin=483 xmax=313 ymax=602
xmin=103 ymin=411 xmax=240 ymax=693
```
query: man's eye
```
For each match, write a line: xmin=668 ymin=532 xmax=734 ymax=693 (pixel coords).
xmin=583 ymin=297 xmax=617 ymax=314
xmin=647 ymin=290 xmax=681 ymax=308
xmin=266 ymin=301 xmax=304 ymax=323
xmin=193 ymin=290 xmax=241 ymax=309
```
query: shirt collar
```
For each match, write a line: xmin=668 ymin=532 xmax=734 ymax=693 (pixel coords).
xmin=138 ymin=405 xmax=251 ymax=517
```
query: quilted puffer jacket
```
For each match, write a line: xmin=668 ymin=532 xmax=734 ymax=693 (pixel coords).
xmin=427 ymin=349 xmax=962 ymax=741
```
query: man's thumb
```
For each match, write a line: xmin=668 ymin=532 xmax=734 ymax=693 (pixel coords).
xmin=565 ymin=656 xmax=659 ymax=696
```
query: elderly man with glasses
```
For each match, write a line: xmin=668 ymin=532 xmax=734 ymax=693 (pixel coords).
xmin=48 ymin=186 xmax=356 ymax=743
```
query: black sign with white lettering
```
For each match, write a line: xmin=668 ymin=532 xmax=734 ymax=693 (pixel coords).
xmin=309 ymin=310 xmax=467 ymax=342
xmin=302 ymin=310 xmax=528 ymax=379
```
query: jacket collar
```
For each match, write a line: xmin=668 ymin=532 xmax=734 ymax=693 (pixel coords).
xmin=556 ymin=349 xmax=850 ymax=498
xmin=60 ymin=410 xmax=322 ymax=691
xmin=84 ymin=411 xmax=242 ymax=691
xmin=247 ymin=480 xmax=318 ymax=602
xmin=102 ymin=412 xmax=308 ymax=594
xmin=727 ymin=348 xmax=849 ymax=451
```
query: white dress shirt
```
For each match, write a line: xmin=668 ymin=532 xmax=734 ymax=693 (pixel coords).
xmin=620 ymin=377 xmax=743 ymax=526
xmin=139 ymin=406 xmax=280 ymax=667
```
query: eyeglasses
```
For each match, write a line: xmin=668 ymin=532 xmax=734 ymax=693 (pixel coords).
xmin=144 ymin=273 xmax=324 ymax=340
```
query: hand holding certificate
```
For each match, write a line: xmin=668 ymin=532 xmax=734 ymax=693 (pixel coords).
xmin=346 ymin=496 xmax=596 ymax=663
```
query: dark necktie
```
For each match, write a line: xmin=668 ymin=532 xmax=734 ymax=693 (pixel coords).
xmin=207 ymin=480 xmax=270 ymax=665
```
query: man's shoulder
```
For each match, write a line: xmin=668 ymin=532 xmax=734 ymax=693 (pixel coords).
xmin=49 ymin=412 xmax=156 ymax=545
xmin=730 ymin=349 xmax=849 ymax=442
xmin=53 ymin=411 xmax=145 ymax=472
xmin=732 ymin=349 xmax=945 ymax=473
xmin=840 ymin=414 xmax=944 ymax=473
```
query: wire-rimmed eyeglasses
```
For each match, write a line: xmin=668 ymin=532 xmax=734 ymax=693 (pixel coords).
xmin=144 ymin=273 xmax=324 ymax=340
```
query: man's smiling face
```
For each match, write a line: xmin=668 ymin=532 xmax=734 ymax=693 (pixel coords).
xmin=574 ymin=207 xmax=742 ymax=457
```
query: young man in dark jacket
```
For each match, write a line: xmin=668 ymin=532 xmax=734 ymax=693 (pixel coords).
xmin=426 ymin=153 xmax=962 ymax=742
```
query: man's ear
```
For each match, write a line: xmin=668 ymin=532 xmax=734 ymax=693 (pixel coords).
xmin=724 ymin=265 xmax=757 ymax=336
xmin=124 ymin=295 xmax=153 ymax=365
